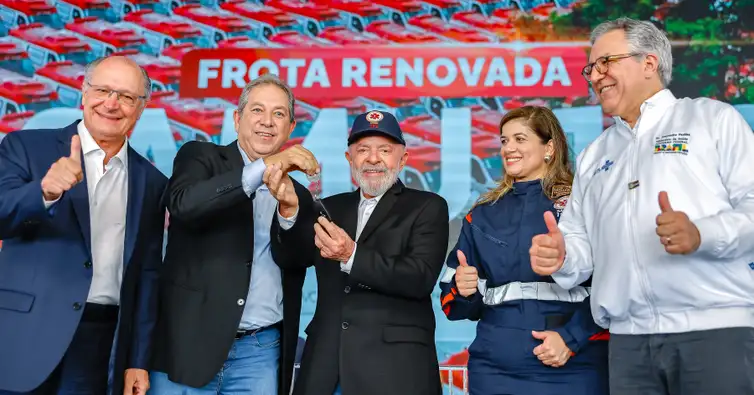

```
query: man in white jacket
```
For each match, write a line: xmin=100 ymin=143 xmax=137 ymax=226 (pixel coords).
xmin=529 ymin=16 xmax=754 ymax=395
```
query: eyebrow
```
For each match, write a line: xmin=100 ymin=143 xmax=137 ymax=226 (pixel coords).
xmin=89 ymin=82 xmax=141 ymax=96
xmin=250 ymin=102 xmax=288 ymax=112
xmin=502 ymin=132 xmax=528 ymax=138
xmin=357 ymin=144 xmax=393 ymax=149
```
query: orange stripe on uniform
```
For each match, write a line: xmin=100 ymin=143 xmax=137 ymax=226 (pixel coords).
xmin=441 ymin=292 xmax=455 ymax=307
xmin=465 ymin=212 xmax=472 ymax=223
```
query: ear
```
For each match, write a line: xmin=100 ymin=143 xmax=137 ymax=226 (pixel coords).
xmin=398 ymin=146 xmax=409 ymax=171
xmin=545 ymin=139 xmax=555 ymax=157
xmin=344 ymin=149 xmax=352 ymax=166
xmin=233 ymin=109 xmax=241 ymax=134
xmin=286 ymin=119 xmax=297 ymax=138
xmin=643 ymin=53 xmax=660 ymax=78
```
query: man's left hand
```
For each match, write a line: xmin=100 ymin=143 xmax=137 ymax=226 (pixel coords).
xmin=124 ymin=369 xmax=149 ymax=395
xmin=656 ymin=191 xmax=701 ymax=254
xmin=532 ymin=331 xmax=572 ymax=368
xmin=314 ymin=217 xmax=355 ymax=262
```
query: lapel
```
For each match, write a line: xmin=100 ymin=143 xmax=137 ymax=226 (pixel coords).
xmin=340 ymin=190 xmax=361 ymax=241
xmin=221 ymin=140 xmax=255 ymax=221
xmin=58 ymin=121 xmax=92 ymax=258
xmin=356 ymin=180 xmax=404 ymax=243
xmin=123 ymin=146 xmax=146 ymax=268
xmin=221 ymin=140 xmax=246 ymax=170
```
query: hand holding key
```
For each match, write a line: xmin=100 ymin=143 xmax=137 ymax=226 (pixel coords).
xmin=40 ymin=135 xmax=84 ymax=202
xmin=263 ymin=163 xmax=298 ymax=218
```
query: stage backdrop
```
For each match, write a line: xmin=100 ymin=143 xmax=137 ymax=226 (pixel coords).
xmin=1 ymin=0 xmax=753 ymax=391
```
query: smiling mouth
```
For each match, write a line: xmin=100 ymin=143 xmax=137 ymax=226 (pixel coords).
xmin=599 ymin=84 xmax=616 ymax=94
xmin=96 ymin=112 xmax=121 ymax=121
xmin=255 ymin=131 xmax=275 ymax=138
xmin=505 ymin=157 xmax=522 ymax=163
xmin=362 ymin=169 xmax=385 ymax=176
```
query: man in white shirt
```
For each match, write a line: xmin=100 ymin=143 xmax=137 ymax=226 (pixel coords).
xmin=0 ymin=56 xmax=168 ymax=395
xmin=529 ymin=17 xmax=754 ymax=395
xmin=266 ymin=110 xmax=449 ymax=395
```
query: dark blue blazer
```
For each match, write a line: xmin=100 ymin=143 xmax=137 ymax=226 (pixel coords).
xmin=0 ymin=120 xmax=167 ymax=394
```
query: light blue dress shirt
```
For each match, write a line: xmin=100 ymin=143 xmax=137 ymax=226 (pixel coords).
xmin=238 ymin=145 xmax=296 ymax=330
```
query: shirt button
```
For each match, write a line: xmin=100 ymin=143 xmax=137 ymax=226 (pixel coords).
xmin=73 ymin=302 xmax=82 ymax=311
xmin=237 ymin=299 xmax=245 ymax=306
xmin=341 ymin=322 xmax=349 ymax=330
xmin=84 ymin=261 xmax=92 ymax=269
xmin=344 ymin=286 xmax=351 ymax=294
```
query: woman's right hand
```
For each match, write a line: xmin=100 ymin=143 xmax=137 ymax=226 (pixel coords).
xmin=454 ymin=250 xmax=479 ymax=297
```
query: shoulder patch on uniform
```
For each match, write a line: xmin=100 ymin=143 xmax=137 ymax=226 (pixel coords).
xmin=554 ymin=195 xmax=569 ymax=219
xmin=464 ymin=212 xmax=472 ymax=223
xmin=551 ymin=185 xmax=571 ymax=199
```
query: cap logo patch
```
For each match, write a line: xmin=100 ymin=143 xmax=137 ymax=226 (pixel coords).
xmin=367 ymin=111 xmax=383 ymax=125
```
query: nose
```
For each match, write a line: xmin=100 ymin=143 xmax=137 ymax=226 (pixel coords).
xmin=366 ymin=149 xmax=380 ymax=164
xmin=102 ymin=92 xmax=120 ymax=109
xmin=260 ymin=110 xmax=274 ymax=127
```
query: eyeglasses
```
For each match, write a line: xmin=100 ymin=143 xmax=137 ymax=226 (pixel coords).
xmin=581 ymin=52 xmax=644 ymax=81
xmin=86 ymin=83 xmax=147 ymax=107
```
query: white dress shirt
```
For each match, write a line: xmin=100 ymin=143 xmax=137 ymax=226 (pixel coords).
xmin=44 ymin=122 xmax=128 ymax=305
xmin=341 ymin=192 xmax=384 ymax=274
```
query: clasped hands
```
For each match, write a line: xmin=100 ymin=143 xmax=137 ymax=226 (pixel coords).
xmin=262 ymin=145 xmax=354 ymax=261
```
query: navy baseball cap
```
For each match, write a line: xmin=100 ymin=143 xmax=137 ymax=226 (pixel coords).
xmin=348 ymin=110 xmax=406 ymax=146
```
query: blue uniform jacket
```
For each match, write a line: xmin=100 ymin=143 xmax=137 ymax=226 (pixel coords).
xmin=439 ymin=180 xmax=607 ymax=371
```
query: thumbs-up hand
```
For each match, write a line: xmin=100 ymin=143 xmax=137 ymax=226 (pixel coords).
xmin=529 ymin=211 xmax=566 ymax=275
xmin=532 ymin=330 xmax=572 ymax=367
xmin=41 ymin=135 xmax=84 ymax=202
xmin=454 ymin=250 xmax=478 ymax=297
xmin=655 ymin=191 xmax=701 ymax=254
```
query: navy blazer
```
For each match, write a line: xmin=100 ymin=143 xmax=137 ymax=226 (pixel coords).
xmin=0 ymin=120 xmax=167 ymax=394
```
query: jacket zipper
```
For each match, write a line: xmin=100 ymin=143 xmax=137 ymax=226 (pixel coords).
xmin=627 ymin=126 xmax=659 ymax=330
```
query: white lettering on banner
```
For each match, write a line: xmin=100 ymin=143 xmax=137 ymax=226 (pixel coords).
xmin=371 ymin=58 xmax=392 ymax=88
xmin=302 ymin=59 xmax=330 ymax=88
xmin=222 ymin=59 xmax=246 ymax=88
xmin=342 ymin=58 xmax=367 ymax=87
xmin=21 ymin=108 xmax=474 ymax=219
xmin=197 ymin=56 xmax=572 ymax=89
xmin=396 ymin=58 xmax=423 ymax=87
xmin=198 ymin=59 xmax=221 ymax=88
xmin=280 ymin=58 xmax=306 ymax=87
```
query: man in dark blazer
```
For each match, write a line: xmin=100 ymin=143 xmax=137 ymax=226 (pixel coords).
xmin=266 ymin=110 xmax=450 ymax=395
xmin=0 ymin=56 xmax=166 ymax=395
xmin=148 ymin=74 xmax=318 ymax=395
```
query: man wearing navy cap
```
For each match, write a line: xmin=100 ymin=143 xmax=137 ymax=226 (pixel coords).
xmin=263 ymin=110 xmax=449 ymax=395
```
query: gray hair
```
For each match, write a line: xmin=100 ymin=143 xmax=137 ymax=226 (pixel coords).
xmin=237 ymin=73 xmax=296 ymax=123
xmin=590 ymin=17 xmax=673 ymax=87
xmin=83 ymin=56 xmax=152 ymax=100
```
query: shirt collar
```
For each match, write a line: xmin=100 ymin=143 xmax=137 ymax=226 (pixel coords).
xmin=77 ymin=121 xmax=128 ymax=168
xmin=360 ymin=191 xmax=384 ymax=205
xmin=613 ymin=88 xmax=677 ymax=129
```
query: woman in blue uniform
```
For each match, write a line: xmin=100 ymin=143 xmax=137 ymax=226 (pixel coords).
xmin=439 ymin=106 xmax=609 ymax=395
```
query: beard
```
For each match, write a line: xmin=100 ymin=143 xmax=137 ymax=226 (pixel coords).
xmin=352 ymin=163 xmax=399 ymax=197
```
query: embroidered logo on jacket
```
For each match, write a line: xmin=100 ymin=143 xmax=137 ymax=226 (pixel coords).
xmin=654 ymin=133 xmax=690 ymax=155
xmin=593 ymin=159 xmax=614 ymax=176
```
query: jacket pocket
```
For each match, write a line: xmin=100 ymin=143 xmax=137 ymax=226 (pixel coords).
xmin=0 ymin=288 xmax=35 ymax=313
xmin=382 ymin=325 xmax=431 ymax=345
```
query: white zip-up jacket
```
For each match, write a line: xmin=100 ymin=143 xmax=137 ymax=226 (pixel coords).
xmin=552 ymin=89 xmax=754 ymax=335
